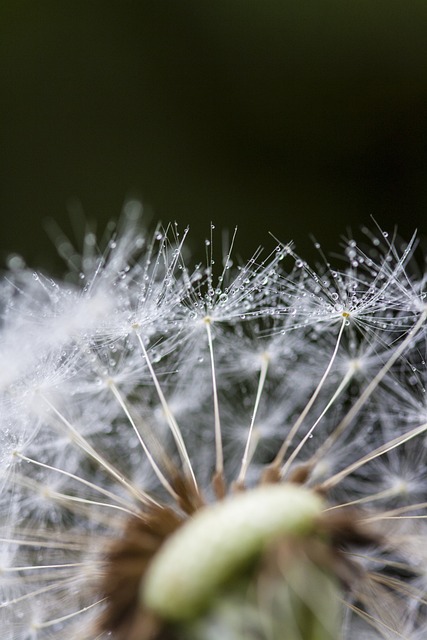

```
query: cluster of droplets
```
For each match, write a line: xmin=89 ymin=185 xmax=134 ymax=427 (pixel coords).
xmin=1 ymin=215 xmax=427 ymax=639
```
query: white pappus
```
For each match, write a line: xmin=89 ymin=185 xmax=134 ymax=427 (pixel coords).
xmin=1 ymin=215 xmax=427 ymax=640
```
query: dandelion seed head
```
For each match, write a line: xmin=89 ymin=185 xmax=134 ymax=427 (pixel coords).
xmin=2 ymin=219 xmax=427 ymax=639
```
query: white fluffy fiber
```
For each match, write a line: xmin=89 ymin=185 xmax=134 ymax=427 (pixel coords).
xmin=1 ymin=214 xmax=427 ymax=639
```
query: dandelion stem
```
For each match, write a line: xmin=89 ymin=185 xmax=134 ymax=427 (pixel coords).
xmin=2 ymin=562 xmax=99 ymax=572
xmin=134 ymin=330 xmax=198 ymax=491
xmin=273 ymin=316 xmax=347 ymax=469
xmin=324 ymin=485 xmax=405 ymax=511
xmin=237 ymin=351 xmax=270 ymax=485
xmin=40 ymin=393 xmax=159 ymax=507
xmin=108 ymin=380 xmax=179 ymax=500
xmin=0 ymin=537 xmax=86 ymax=551
xmin=205 ymin=317 xmax=224 ymax=478
xmin=315 ymin=308 xmax=427 ymax=465
xmin=340 ymin=599 xmax=408 ymax=639
xmin=32 ymin=598 xmax=106 ymax=629
xmin=281 ymin=365 xmax=354 ymax=477
xmin=321 ymin=421 xmax=427 ymax=491
xmin=0 ymin=577 xmax=76 ymax=608
xmin=47 ymin=488 xmax=142 ymax=518
xmin=362 ymin=501 xmax=427 ymax=521
xmin=16 ymin=452 xmax=138 ymax=513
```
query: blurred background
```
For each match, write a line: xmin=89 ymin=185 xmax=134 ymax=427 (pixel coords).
xmin=1 ymin=1 xmax=427 ymax=272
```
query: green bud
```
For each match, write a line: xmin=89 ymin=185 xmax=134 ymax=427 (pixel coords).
xmin=141 ymin=483 xmax=324 ymax=621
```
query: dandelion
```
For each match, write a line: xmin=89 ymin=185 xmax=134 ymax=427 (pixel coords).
xmin=1 ymin=215 xmax=427 ymax=640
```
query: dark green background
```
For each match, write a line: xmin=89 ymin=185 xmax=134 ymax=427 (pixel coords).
xmin=1 ymin=2 xmax=427 ymax=271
